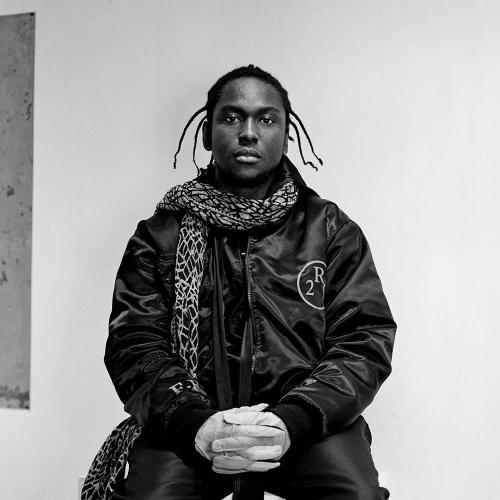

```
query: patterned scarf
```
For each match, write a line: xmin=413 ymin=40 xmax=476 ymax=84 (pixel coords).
xmin=157 ymin=177 xmax=298 ymax=380
xmin=81 ymin=173 xmax=298 ymax=500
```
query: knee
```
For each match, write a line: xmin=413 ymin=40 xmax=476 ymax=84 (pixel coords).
xmin=285 ymin=417 xmax=387 ymax=499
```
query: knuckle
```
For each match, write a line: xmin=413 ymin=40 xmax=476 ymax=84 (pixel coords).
xmin=244 ymin=450 xmax=257 ymax=460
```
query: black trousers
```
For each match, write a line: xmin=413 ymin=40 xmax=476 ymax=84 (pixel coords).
xmin=113 ymin=417 xmax=389 ymax=500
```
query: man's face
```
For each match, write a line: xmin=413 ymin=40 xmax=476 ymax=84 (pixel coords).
xmin=204 ymin=77 xmax=288 ymax=186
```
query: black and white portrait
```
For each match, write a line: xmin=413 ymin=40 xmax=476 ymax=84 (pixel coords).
xmin=0 ymin=2 xmax=499 ymax=500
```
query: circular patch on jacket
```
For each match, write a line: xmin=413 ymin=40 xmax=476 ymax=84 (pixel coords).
xmin=296 ymin=260 xmax=326 ymax=310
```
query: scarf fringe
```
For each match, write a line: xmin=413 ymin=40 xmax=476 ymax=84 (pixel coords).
xmin=81 ymin=417 xmax=142 ymax=500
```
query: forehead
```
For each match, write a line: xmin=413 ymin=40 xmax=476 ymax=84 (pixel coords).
xmin=215 ymin=77 xmax=285 ymax=112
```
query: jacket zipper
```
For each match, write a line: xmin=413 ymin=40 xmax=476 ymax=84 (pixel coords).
xmin=240 ymin=236 xmax=256 ymax=399
xmin=245 ymin=236 xmax=258 ymax=376
xmin=241 ymin=235 xmax=251 ymax=308
xmin=234 ymin=236 xmax=257 ymax=500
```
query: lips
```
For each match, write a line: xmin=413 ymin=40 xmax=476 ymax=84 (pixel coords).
xmin=234 ymin=148 xmax=262 ymax=164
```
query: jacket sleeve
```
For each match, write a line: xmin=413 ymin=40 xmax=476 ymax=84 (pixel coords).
xmin=275 ymin=216 xmax=396 ymax=437
xmin=104 ymin=220 xmax=215 ymax=435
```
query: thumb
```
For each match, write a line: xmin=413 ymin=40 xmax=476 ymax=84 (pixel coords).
xmin=234 ymin=403 xmax=269 ymax=413
xmin=224 ymin=411 xmax=270 ymax=426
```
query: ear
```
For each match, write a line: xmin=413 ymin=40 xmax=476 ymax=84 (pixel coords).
xmin=202 ymin=121 xmax=211 ymax=151
xmin=283 ymin=134 xmax=288 ymax=155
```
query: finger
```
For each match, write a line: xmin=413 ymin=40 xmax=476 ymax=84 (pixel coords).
xmin=213 ymin=457 xmax=281 ymax=474
xmin=225 ymin=423 xmax=284 ymax=438
xmin=212 ymin=435 xmax=280 ymax=452
xmin=224 ymin=403 xmax=268 ymax=419
xmin=212 ymin=466 xmax=246 ymax=475
xmin=223 ymin=412 xmax=264 ymax=425
xmin=237 ymin=445 xmax=283 ymax=461
xmin=213 ymin=454 xmax=253 ymax=470
xmin=212 ymin=436 xmax=258 ymax=452
xmin=247 ymin=461 xmax=281 ymax=472
xmin=224 ymin=412 xmax=279 ymax=427
xmin=241 ymin=403 xmax=269 ymax=412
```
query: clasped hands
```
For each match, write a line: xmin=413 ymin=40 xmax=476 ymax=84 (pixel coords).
xmin=195 ymin=403 xmax=290 ymax=475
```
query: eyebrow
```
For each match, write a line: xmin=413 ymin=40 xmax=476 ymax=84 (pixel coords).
xmin=217 ymin=105 xmax=283 ymax=115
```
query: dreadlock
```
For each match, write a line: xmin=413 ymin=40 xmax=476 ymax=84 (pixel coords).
xmin=173 ymin=64 xmax=323 ymax=172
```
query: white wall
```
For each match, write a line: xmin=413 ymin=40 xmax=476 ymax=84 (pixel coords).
xmin=0 ymin=1 xmax=499 ymax=498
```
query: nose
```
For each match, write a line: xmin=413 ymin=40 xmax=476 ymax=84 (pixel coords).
xmin=239 ymin=118 xmax=258 ymax=144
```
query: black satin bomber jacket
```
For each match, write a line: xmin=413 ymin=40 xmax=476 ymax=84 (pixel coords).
xmin=105 ymin=158 xmax=396 ymax=453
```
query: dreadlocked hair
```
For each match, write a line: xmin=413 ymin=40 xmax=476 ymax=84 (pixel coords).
xmin=173 ymin=64 xmax=323 ymax=172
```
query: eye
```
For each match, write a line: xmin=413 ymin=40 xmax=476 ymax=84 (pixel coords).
xmin=224 ymin=115 xmax=240 ymax=123
xmin=260 ymin=116 xmax=275 ymax=125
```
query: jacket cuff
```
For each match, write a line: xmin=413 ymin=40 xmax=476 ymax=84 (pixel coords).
xmin=142 ymin=399 xmax=216 ymax=462
xmin=164 ymin=402 xmax=217 ymax=462
xmin=269 ymin=402 xmax=321 ymax=460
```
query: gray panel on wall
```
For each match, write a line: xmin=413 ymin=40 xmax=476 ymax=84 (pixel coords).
xmin=0 ymin=12 xmax=34 ymax=409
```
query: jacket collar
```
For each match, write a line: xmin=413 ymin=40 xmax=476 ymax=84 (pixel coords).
xmin=282 ymin=156 xmax=318 ymax=197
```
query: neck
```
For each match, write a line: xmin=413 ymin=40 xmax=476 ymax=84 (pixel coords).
xmin=213 ymin=169 xmax=277 ymax=200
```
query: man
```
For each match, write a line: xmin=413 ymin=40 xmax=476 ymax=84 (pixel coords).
xmin=85 ymin=65 xmax=396 ymax=500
